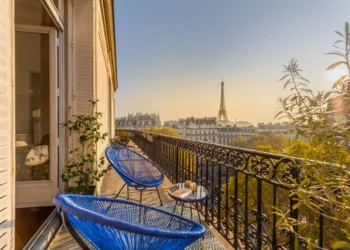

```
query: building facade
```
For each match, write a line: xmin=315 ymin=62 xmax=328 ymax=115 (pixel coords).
xmin=168 ymin=116 xmax=257 ymax=145
xmin=257 ymin=122 xmax=294 ymax=139
xmin=217 ymin=126 xmax=256 ymax=145
xmin=116 ymin=112 xmax=161 ymax=130
xmin=0 ymin=0 xmax=117 ymax=248
xmin=231 ymin=120 xmax=252 ymax=127
xmin=176 ymin=117 xmax=218 ymax=143
xmin=163 ymin=120 xmax=179 ymax=128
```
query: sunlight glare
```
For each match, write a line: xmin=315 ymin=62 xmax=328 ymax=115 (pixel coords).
xmin=326 ymin=67 xmax=348 ymax=83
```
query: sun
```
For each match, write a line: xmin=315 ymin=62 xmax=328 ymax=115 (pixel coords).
xmin=326 ymin=66 xmax=348 ymax=83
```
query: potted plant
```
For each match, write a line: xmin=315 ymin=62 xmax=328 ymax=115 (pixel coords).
xmin=61 ymin=100 xmax=111 ymax=194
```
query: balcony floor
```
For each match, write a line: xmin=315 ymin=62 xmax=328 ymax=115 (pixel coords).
xmin=48 ymin=145 xmax=231 ymax=250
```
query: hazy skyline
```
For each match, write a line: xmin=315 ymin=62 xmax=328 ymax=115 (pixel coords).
xmin=114 ymin=1 xmax=350 ymax=125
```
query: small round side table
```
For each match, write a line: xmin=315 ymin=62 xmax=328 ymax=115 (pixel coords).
xmin=168 ymin=183 xmax=208 ymax=224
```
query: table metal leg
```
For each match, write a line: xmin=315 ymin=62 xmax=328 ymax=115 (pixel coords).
xmin=197 ymin=205 xmax=202 ymax=224
xmin=190 ymin=203 xmax=193 ymax=220
xmin=172 ymin=201 xmax=178 ymax=214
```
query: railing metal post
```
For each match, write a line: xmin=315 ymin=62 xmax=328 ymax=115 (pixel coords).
xmin=257 ymin=179 xmax=262 ymax=250
xmin=272 ymin=185 xmax=277 ymax=248
xmin=217 ymin=164 xmax=222 ymax=232
xmin=175 ymin=145 xmax=179 ymax=183
xmin=152 ymin=135 xmax=157 ymax=162
xmin=289 ymin=166 xmax=299 ymax=250
xmin=319 ymin=210 xmax=324 ymax=248
xmin=233 ymin=170 xmax=239 ymax=249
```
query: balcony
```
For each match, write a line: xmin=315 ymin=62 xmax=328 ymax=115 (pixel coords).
xmin=45 ymin=130 xmax=333 ymax=250
xmin=47 ymin=141 xmax=230 ymax=249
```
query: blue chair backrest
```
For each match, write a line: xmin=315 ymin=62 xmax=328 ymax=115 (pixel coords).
xmin=105 ymin=146 xmax=164 ymax=187
xmin=53 ymin=194 xmax=206 ymax=249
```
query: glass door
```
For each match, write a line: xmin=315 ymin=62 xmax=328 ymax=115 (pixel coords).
xmin=15 ymin=25 xmax=58 ymax=207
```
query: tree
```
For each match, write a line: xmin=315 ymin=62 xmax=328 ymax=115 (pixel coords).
xmin=143 ymin=127 xmax=181 ymax=137
xmin=229 ymin=135 xmax=247 ymax=148
xmin=229 ymin=133 xmax=289 ymax=153
xmin=266 ymin=133 xmax=289 ymax=151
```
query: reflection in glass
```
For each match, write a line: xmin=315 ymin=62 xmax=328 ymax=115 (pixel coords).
xmin=15 ymin=31 xmax=50 ymax=181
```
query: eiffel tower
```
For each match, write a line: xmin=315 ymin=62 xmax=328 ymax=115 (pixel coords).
xmin=217 ymin=78 xmax=230 ymax=125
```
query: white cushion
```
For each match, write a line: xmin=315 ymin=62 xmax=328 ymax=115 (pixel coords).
xmin=25 ymin=145 xmax=49 ymax=166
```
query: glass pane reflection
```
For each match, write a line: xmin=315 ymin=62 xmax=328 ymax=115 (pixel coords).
xmin=15 ymin=31 xmax=50 ymax=181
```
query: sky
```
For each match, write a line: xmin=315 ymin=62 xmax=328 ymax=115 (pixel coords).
xmin=114 ymin=1 xmax=350 ymax=125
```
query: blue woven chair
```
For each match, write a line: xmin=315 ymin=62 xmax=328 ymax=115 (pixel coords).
xmin=105 ymin=145 xmax=164 ymax=205
xmin=53 ymin=194 xmax=206 ymax=250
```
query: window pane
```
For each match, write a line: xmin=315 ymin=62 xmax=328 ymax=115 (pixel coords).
xmin=15 ymin=31 xmax=50 ymax=181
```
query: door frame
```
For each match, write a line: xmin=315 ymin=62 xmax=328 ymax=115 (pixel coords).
xmin=40 ymin=0 xmax=64 ymax=31
xmin=15 ymin=25 xmax=58 ymax=208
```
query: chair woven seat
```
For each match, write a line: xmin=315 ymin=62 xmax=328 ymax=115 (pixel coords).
xmin=53 ymin=194 xmax=206 ymax=250
xmin=105 ymin=146 xmax=164 ymax=188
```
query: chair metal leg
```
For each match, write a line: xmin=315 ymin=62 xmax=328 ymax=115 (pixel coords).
xmin=140 ymin=189 xmax=143 ymax=203
xmin=107 ymin=183 xmax=126 ymax=210
xmin=62 ymin=211 xmax=89 ymax=250
xmin=156 ymin=186 xmax=163 ymax=206
xmin=114 ymin=183 xmax=126 ymax=199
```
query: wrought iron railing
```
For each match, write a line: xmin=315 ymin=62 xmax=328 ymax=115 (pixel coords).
xmin=116 ymin=129 xmax=328 ymax=250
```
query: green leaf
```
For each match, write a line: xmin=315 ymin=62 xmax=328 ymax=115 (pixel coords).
xmin=332 ymin=241 xmax=350 ymax=250
xmin=335 ymin=30 xmax=345 ymax=38
xmin=326 ymin=61 xmax=347 ymax=70
xmin=292 ymin=202 xmax=299 ymax=210
xmin=333 ymin=75 xmax=347 ymax=88
xmin=279 ymin=74 xmax=289 ymax=82
xmin=334 ymin=40 xmax=344 ymax=44
xmin=294 ymin=237 xmax=299 ymax=250
xmin=325 ymin=52 xmax=345 ymax=57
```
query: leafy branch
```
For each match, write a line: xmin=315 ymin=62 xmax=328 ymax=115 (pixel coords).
xmin=61 ymin=100 xmax=111 ymax=194
xmin=274 ymin=23 xmax=350 ymax=248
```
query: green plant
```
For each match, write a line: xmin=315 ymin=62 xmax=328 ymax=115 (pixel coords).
xmin=116 ymin=128 xmax=130 ymax=141
xmin=274 ymin=23 xmax=350 ymax=248
xmin=62 ymin=100 xmax=111 ymax=194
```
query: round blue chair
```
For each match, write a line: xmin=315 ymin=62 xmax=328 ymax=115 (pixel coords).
xmin=53 ymin=194 xmax=206 ymax=250
xmin=105 ymin=145 xmax=165 ymax=205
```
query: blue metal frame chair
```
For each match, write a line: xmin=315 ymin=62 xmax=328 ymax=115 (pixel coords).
xmin=54 ymin=194 xmax=206 ymax=250
xmin=105 ymin=145 xmax=164 ymax=205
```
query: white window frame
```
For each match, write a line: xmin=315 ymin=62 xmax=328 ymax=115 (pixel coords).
xmin=15 ymin=25 xmax=58 ymax=208
xmin=40 ymin=0 xmax=64 ymax=31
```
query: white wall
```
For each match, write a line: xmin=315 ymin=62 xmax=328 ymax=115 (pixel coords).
xmin=67 ymin=0 xmax=115 ymax=195
xmin=94 ymin=1 xmax=115 ymax=195
xmin=95 ymin=33 xmax=110 ymax=159
xmin=0 ymin=0 xmax=15 ymax=249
